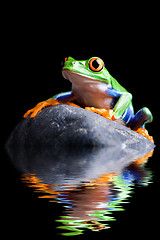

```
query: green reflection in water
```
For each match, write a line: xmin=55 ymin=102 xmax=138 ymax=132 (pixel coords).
xmin=21 ymin=156 xmax=153 ymax=236
xmin=56 ymin=165 xmax=152 ymax=236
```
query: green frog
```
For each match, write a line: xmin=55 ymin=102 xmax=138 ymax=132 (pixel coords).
xmin=24 ymin=56 xmax=153 ymax=131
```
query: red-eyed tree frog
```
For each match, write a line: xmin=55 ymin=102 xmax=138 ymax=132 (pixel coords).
xmin=24 ymin=57 xmax=153 ymax=131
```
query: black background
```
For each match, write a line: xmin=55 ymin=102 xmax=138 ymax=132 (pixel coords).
xmin=2 ymin=6 xmax=160 ymax=240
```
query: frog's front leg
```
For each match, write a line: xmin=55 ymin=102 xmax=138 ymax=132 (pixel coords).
xmin=53 ymin=91 xmax=76 ymax=103
xmin=107 ymin=88 xmax=132 ymax=119
xmin=86 ymin=89 xmax=132 ymax=121
xmin=24 ymin=91 xmax=76 ymax=118
xmin=23 ymin=98 xmax=60 ymax=118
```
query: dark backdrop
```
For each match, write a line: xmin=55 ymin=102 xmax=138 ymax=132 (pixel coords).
xmin=2 ymin=10 xmax=160 ymax=240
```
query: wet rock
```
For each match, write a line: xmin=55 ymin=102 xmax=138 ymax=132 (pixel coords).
xmin=6 ymin=105 xmax=155 ymax=185
xmin=6 ymin=104 xmax=154 ymax=152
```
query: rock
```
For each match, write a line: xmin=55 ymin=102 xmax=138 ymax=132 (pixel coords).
xmin=6 ymin=104 xmax=155 ymax=186
xmin=6 ymin=104 xmax=154 ymax=151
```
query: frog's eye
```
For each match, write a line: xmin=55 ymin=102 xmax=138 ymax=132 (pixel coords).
xmin=64 ymin=57 xmax=68 ymax=62
xmin=89 ymin=57 xmax=104 ymax=72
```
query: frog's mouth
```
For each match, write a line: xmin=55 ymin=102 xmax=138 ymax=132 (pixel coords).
xmin=62 ymin=69 xmax=107 ymax=86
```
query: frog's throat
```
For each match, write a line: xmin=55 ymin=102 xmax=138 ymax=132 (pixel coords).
xmin=62 ymin=69 xmax=109 ymax=86
xmin=62 ymin=69 xmax=112 ymax=109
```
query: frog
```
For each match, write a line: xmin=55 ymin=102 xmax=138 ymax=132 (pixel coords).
xmin=24 ymin=56 xmax=153 ymax=131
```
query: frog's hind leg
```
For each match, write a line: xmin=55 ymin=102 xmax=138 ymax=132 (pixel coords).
xmin=127 ymin=107 xmax=153 ymax=130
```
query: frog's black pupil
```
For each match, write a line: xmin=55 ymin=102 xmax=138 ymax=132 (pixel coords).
xmin=92 ymin=59 xmax=100 ymax=69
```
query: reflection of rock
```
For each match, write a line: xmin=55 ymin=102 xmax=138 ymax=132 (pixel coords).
xmin=20 ymin=161 xmax=153 ymax=235
xmin=6 ymin=105 xmax=154 ymax=186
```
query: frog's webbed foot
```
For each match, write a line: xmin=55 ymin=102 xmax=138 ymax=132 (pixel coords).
xmin=85 ymin=107 xmax=115 ymax=121
xmin=23 ymin=99 xmax=60 ymax=118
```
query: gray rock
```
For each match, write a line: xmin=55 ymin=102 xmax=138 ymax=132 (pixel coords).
xmin=6 ymin=104 xmax=155 ymax=187
xmin=6 ymin=104 xmax=154 ymax=150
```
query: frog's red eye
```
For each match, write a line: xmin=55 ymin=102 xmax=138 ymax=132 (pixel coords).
xmin=89 ymin=57 xmax=104 ymax=72
xmin=65 ymin=57 xmax=68 ymax=62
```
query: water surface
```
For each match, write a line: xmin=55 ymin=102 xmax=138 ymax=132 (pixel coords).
xmin=6 ymin=143 xmax=155 ymax=237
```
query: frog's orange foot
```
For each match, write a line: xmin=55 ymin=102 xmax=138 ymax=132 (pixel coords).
xmin=23 ymin=99 xmax=60 ymax=118
xmin=135 ymin=128 xmax=154 ymax=143
xmin=85 ymin=107 xmax=115 ymax=121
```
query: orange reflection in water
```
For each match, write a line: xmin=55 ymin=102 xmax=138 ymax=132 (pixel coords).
xmin=21 ymin=150 xmax=154 ymax=236
xmin=21 ymin=174 xmax=60 ymax=201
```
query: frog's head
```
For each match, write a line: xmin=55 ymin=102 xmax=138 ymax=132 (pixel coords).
xmin=62 ymin=57 xmax=112 ymax=86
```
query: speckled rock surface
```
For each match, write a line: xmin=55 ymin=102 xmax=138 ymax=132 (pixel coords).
xmin=6 ymin=104 xmax=154 ymax=151
xmin=6 ymin=104 xmax=155 ymax=184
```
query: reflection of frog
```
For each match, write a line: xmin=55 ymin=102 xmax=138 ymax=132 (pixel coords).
xmin=24 ymin=57 xmax=153 ymax=130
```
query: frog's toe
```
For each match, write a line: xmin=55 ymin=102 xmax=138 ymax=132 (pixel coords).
xmin=143 ymin=107 xmax=153 ymax=123
xmin=23 ymin=102 xmax=46 ymax=118
xmin=23 ymin=99 xmax=60 ymax=118
xmin=23 ymin=108 xmax=34 ymax=118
